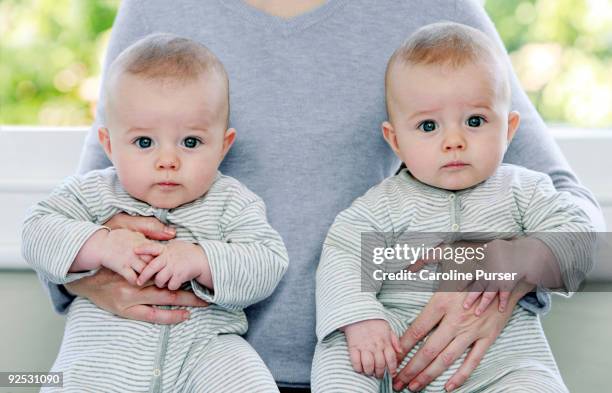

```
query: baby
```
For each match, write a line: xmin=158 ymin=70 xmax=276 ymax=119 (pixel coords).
xmin=22 ymin=34 xmax=288 ymax=392
xmin=312 ymin=23 xmax=593 ymax=393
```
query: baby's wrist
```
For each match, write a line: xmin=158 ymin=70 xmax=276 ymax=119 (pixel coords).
xmin=71 ymin=227 xmax=110 ymax=272
xmin=194 ymin=244 xmax=213 ymax=288
xmin=97 ymin=227 xmax=114 ymax=266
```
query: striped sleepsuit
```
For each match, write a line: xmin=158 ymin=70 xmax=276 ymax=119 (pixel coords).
xmin=22 ymin=167 xmax=288 ymax=393
xmin=312 ymin=165 xmax=594 ymax=392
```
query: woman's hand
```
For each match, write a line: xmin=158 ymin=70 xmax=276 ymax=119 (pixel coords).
xmin=64 ymin=213 xmax=209 ymax=324
xmin=409 ymin=238 xmax=560 ymax=315
xmin=392 ymin=281 xmax=533 ymax=392
xmin=64 ymin=268 xmax=208 ymax=323
xmin=104 ymin=212 xmax=177 ymax=241
xmin=462 ymin=238 xmax=561 ymax=315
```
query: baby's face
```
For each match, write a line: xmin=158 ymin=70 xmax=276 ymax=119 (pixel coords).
xmin=100 ymin=73 xmax=234 ymax=209
xmin=384 ymin=60 xmax=519 ymax=190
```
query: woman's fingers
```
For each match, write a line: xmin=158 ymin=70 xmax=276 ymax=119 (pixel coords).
xmin=475 ymin=288 xmax=498 ymax=316
xmin=139 ymin=286 xmax=208 ymax=307
xmin=407 ymin=259 xmax=426 ymax=272
xmin=463 ymin=290 xmax=482 ymax=310
xmin=407 ymin=335 xmax=472 ymax=392
xmin=104 ymin=213 xmax=176 ymax=240
xmin=498 ymin=290 xmax=511 ymax=312
xmin=125 ymin=304 xmax=188 ymax=324
xmin=398 ymin=300 xmax=445 ymax=358
xmin=393 ymin=321 xmax=454 ymax=391
xmin=129 ymin=216 xmax=176 ymax=240
xmin=445 ymin=339 xmax=490 ymax=392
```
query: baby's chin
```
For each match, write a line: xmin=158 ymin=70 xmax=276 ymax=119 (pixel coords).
xmin=125 ymin=183 xmax=213 ymax=210
xmin=138 ymin=192 xmax=201 ymax=210
xmin=421 ymin=173 xmax=488 ymax=192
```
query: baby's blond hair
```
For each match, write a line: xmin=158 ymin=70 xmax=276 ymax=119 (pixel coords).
xmin=385 ymin=22 xmax=511 ymax=117
xmin=104 ymin=33 xmax=229 ymax=125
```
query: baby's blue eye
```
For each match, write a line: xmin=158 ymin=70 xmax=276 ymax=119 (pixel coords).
xmin=182 ymin=137 xmax=201 ymax=149
xmin=466 ymin=116 xmax=485 ymax=128
xmin=418 ymin=120 xmax=437 ymax=133
xmin=135 ymin=137 xmax=153 ymax=149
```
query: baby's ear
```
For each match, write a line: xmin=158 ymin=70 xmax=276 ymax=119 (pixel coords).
xmin=221 ymin=128 xmax=236 ymax=157
xmin=98 ymin=127 xmax=113 ymax=160
xmin=506 ymin=111 xmax=520 ymax=144
xmin=382 ymin=121 xmax=401 ymax=156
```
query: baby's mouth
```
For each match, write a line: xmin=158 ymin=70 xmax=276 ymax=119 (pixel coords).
xmin=441 ymin=161 xmax=469 ymax=169
xmin=156 ymin=182 xmax=180 ymax=188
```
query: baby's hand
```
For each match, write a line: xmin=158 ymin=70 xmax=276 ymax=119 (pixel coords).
xmin=462 ymin=239 xmax=525 ymax=315
xmin=134 ymin=239 xmax=208 ymax=290
xmin=342 ymin=319 xmax=402 ymax=379
xmin=99 ymin=228 xmax=150 ymax=285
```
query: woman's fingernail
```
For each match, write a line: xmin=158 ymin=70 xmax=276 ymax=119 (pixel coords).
xmin=393 ymin=383 xmax=403 ymax=391
xmin=164 ymin=226 xmax=175 ymax=234
xmin=446 ymin=383 xmax=456 ymax=392
xmin=409 ymin=382 xmax=420 ymax=391
xmin=463 ymin=302 xmax=469 ymax=309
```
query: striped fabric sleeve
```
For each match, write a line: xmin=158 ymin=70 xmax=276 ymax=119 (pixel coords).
xmin=21 ymin=177 xmax=104 ymax=284
xmin=316 ymin=201 xmax=388 ymax=343
xmin=190 ymin=197 xmax=289 ymax=310
xmin=521 ymin=174 xmax=597 ymax=294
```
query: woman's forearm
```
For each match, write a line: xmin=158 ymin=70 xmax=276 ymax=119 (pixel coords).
xmin=514 ymin=237 xmax=563 ymax=290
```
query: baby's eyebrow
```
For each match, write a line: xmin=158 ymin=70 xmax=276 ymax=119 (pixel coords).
xmin=467 ymin=103 xmax=493 ymax=111
xmin=409 ymin=108 xmax=441 ymax=118
xmin=186 ymin=126 xmax=209 ymax=133
xmin=126 ymin=127 xmax=153 ymax=133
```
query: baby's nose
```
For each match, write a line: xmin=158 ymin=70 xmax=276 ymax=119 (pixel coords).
xmin=443 ymin=131 xmax=466 ymax=151
xmin=156 ymin=150 xmax=180 ymax=170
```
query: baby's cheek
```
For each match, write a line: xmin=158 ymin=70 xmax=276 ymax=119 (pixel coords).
xmin=191 ymin=168 xmax=217 ymax=195
xmin=118 ymin=169 xmax=150 ymax=200
xmin=404 ymin=157 xmax=429 ymax=180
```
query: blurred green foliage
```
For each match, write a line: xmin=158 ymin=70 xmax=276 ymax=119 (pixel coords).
xmin=0 ymin=0 xmax=119 ymax=125
xmin=484 ymin=0 xmax=612 ymax=127
xmin=1 ymin=0 xmax=611 ymax=127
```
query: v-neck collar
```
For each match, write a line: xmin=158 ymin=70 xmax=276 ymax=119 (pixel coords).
xmin=220 ymin=0 xmax=349 ymax=35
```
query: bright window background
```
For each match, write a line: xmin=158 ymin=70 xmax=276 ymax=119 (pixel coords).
xmin=1 ymin=0 xmax=611 ymax=128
